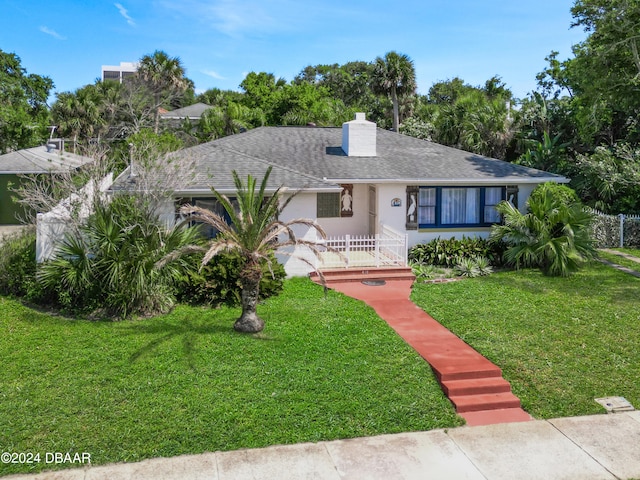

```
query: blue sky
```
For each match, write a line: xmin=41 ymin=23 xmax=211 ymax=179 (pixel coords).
xmin=2 ymin=0 xmax=586 ymax=103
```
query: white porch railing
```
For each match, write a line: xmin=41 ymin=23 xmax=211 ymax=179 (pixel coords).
xmin=318 ymin=223 xmax=409 ymax=269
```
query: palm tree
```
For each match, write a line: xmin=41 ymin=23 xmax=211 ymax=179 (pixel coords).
xmin=490 ymin=183 xmax=596 ymax=277
xmin=197 ymin=101 xmax=257 ymax=141
xmin=51 ymin=86 xmax=104 ymax=150
xmin=137 ymin=50 xmax=189 ymax=133
xmin=178 ymin=167 xmax=328 ymax=333
xmin=371 ymin=51 xmax=417 ymax=132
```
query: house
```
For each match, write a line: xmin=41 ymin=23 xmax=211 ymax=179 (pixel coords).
xmin=159 ymin=102 xmax=215 ymax=122
xmin=0 ymin=144 xmax=94 ymax=225
xmin=110 ymin=113 xmax=568 ymax=276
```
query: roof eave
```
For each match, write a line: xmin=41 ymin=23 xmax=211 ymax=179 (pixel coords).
xmin=172 ymin=185 xmax=341 ymax=197
xmin=322 ymin=176 xmax=570 ymax=185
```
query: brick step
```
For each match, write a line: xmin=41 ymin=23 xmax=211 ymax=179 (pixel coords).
xmin=441 ymin=377 xmax=512 ymax=396
xmin=312 ymin=267 xmax=414 ymax=277
xmin=322 ymin=273 xmax=416 ymax=284
xmin=450 ymin=392 xmax=522 ymax=413
xmin=434 ymin=364 xmax=502 ymax=382
xmin=460 ymin=408 xmax=533 ymax=427
xmin=310 ymin=268 xmax=415 ymax=284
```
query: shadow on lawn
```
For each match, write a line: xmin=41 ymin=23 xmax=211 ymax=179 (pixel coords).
xmin=121 ymin=311 xmax=279 ymax=369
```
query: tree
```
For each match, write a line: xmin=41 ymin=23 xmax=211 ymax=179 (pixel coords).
xmin=572 ymin=143 xmax=640 ymax=212
xmin=537 ymin=1 xmax=640 ymax=145
xmin=239 ymin=72 xmax=286 ymax=123
xmin=197 ymin=101 xmax=258 ymax=140
xmin=137 ymin=50 xmax=191 ymax=133
xmin=277 ymin=82 xmax=354 ymax=127
xmin=196 ymin=88 xmax=244 ymax=106
xmin=490 ymin=182 xmax=596 ymax=277
xmin=0 ymin=49 xmax=54 ymax=153
xmin=516 ymin=131 xmax=570 ymax=173
xmin=51 ymin=85 xmax=105 ymax=149
xmin=427 ymin=77 xmax=475 ymax=105
xmin=428 ymin=85 xmax=515 ymax=159
xmin=371 ymin=51 xmax=417 ymax=132
xmin=294 ymin=61 xmax=378 ymax=112
xmin=398 ymin=116 xmax=434 ymax=140
xmin=177 ymin=167 xmax=328 ymax=333
xmin=456 ymin=92 xmax=514 ymax=159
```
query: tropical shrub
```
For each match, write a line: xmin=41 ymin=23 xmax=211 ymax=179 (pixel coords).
xmin=490 ymin=183 xmax=597 ymax=277
xmin=176 ymin=251 xmax=285 ymax=307
xmin=528 ymin=181 xmax=580 ymax=207
xmin=408 ymin=236 xmax=505 ymax=267
xmin=38 ymin=196 xmax=202 ymax=317
xmin=0 ymin=227 xmax=42 ymax=300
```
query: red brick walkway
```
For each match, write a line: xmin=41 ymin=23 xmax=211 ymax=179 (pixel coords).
xmin=320 ymin=274 xmax=532 ymax=427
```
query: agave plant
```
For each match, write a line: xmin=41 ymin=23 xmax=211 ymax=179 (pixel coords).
xmin=410 ymin=262 xmax=437 ymax=281
xmin=454 ymin=256 xmax=493 ymax=278
xmin=454 ymin=257 xmax=481 ymax=278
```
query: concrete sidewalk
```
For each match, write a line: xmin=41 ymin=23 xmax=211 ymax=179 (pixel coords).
xmin=5 ymin=411 xmax=640 ymax=480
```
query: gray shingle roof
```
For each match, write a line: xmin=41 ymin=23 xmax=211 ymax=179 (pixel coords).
xmin=160 ymin=102 xmax=214 ymax=120
xmin=110 ymin=126 xmax=567 ymax=195
xmin=0 ymin=146 xmax=94 ymax=174
xmin=213 ymin=126 xmax=566 ymax=184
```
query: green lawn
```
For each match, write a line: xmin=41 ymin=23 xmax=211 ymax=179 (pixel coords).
xmin=599 ymin=248 xmax=640 ymax=272
xmin=617 ymin=247 xmax=640 ymax=258
xmin=0 ymin=278 xmax=462 ymax=475
xmin=411 ymin=261 xmax=640 ymax=419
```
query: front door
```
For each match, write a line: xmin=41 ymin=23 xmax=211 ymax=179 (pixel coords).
xmin=368 ymin=185 xmax=377 ymax=236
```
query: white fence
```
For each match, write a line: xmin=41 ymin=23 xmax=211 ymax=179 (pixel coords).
xmin=591 ymin=210 xmax=640 ymax=248
xmin=319 ymin=224 xmax=408 ymax=269
xmin=36 ymin=174 xmax=113 ymax=262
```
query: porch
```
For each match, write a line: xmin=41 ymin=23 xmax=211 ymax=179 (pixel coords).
xmin=317 ymin=223 xmax=409 ymax=269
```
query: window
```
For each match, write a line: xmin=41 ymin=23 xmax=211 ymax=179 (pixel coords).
xmin=441 ymin=188 xmax=479 ymax=225
xmin=418 ymin=188 xmax=436 ymax=225
xmin=484 ymin=187 xmax=503 ymax=223
xmin=417 ymin=186 xmax=505 ymax=228
xmin=179 ymin=198 xmax=233 ymax=238
xmin=317 ymin=192 xmax=340 ymax=218
xmin=103 ymin=70 xmax=120 ymax=81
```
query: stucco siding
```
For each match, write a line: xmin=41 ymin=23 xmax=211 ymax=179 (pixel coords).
xmin=0 ymin=174 xmax=28 ymax=225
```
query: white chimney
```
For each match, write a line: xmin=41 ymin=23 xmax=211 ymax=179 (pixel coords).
xmin=342 ymin=112 xmax=376 ymax=156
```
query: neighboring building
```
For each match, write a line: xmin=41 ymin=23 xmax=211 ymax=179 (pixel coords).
xmin=0 ymin=145 xmax=94 ymax=224
xmin=109 ymin=113 xmax=568 ymax=276
xmin=101 ymin=62 xmax=138 ymax=83
xmin=159 ymin=102 xmax=215 ymax=131
xmin=160 ymin=103 xmax=214 ymax=121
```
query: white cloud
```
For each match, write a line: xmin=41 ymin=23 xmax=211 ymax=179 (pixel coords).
xmin=158 ymin=0 xmax=310 ymax=38
xmin=39 ymin=26 xmax=66 ymax=40
xmin=115 ymin=3 xmax=136 ymax=26
xmin=202 ymin=70 xmax=225 ymax=80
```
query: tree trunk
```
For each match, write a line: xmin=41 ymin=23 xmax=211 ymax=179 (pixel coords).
xmin=234 ymin=262 xmax=265 ymax=333
xmin=391 ymin=86 xmax=399 ymax=132
xmin=153 ymin=93 xmax=161 ymax=134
